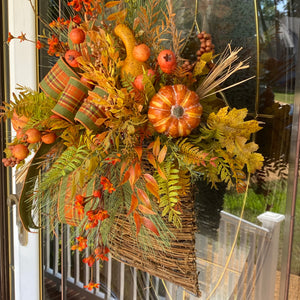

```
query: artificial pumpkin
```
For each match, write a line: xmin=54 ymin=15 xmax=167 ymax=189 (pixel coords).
xmin=148 ymin=84 xmax=203 ymax=137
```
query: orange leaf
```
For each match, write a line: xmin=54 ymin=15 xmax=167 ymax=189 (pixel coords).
xmin=120 ymin=161 xmax=128 ymax=179
xmin=134 ymin=146 xmax=143 ymax=160
xmin=157 ymin=165 xmax=167 ymax=180
xmin=138 ymin=204 xmax=156 ymax=215
xmin=105 ymin=1 xmax=121 ymax=8
xmin=158 ymin=145 xmax=167 ymax=163
xmin=134 ymin=212 xmax=141 ymax=236
xmin=95 ymin=118 xmax=107 ymax=126
xmin=127 ymin=194 xmax=138 ymax=216
xmin=133 ymin=18 xmax=140 ymax=31
xmin=142 ymin=217 xmax=159 ymax=236
xmin=94 ymin=131 xmax=108 ymax=143
xmin=136 ymin=188 xmax=151 ymax=209
xmin=147 ymin=152 xmax=157 ymax=168
xmin=153 ymin=137 xmax=160 ymax=157
xmin=143 ymin=173 xmax=158 ymax=186
xmin=144 ymin=174 xmax=160 ymax=199
xmin=134 ymin=163 xmax=142 ymax=181
xmin=120 ymin=169 xmax=130 ymax=185
xmin=101 ymin=54 xmax=108 ymax=69
xmin=129 ymin=165 xmax=135 ymax=189
xmin=107 ymin=9 xmax=127 ymax=22
xmin=146 ymin=182 xmax=160 ymax=200
xmin=147 ymin=142 xmax=154 ymax=149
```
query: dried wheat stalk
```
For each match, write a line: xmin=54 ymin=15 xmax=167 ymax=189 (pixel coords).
xmin=197 ymin=45 xmax=254 ymax=99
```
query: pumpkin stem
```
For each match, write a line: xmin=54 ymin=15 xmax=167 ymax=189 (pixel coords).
xmin=171 ymin=105 xmax=184 ymax=118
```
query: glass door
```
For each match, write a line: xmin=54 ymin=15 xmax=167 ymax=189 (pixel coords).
xmin=37 ymin=0 xmax=300 ymax=299
xmin=2 ymin=0 xmax=300 ymax=299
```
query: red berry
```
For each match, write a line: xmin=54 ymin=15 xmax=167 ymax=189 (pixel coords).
xmin=133 ymin=44 xmax=151 ymax=62
xmin=65 ymin=50 xmax=81 ymax=68
xmin=133 ymin=69 xmax=156 ymax=91
xmin=25 ymin=128 xmax=42 ymax=144
xmin=12 ymin=144 xmax=29 ymax=160
xmin=41 ymin=132 xmax=57 ymax=144
xmin=69 ymin=28 xmax=85 ymax=44
xmin=16 ymin=129 xmax=26 ymax=141
xmin=157 ymin=50 xmax=177 ymax=74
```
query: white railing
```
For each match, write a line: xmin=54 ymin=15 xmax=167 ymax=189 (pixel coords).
xmin=43 ymin=210 xmax=284 ymax=300
xmin=191 ymin=211 xmax=284 ymax=300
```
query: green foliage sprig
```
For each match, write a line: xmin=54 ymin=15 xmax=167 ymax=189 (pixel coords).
xmin=0 ymin=86 xmax=56 ymax=126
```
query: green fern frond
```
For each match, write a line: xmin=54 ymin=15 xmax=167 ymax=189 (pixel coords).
xmin=11 ymin=86 xmax=56 ymax=122
xmin=120 ymin=75 xmax=135 ymax=92
xmin=38 ymin=145 xmax=89 ymax=191
xmin=176 ymin=138 xmax=209 ymax=167
xmin=155 ymin=161 xmax=183 ymax=228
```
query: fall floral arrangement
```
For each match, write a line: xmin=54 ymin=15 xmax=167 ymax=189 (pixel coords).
xmin=2 ymin=0 xmax=264 ymax=293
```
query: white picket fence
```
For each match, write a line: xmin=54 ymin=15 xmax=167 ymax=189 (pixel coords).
xmin=43 ymin=210 xmax=284 ymax=300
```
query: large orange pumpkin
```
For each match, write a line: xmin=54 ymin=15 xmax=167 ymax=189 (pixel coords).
xmin=148 ymin=84 xmax=202 ymax=137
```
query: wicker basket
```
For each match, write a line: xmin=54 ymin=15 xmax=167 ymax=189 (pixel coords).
xmin=109 ymin=192 xmax=201 ymax=297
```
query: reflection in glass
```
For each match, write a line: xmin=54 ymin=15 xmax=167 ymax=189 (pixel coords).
xmin=37 ymin=0 xmax=299 ymax=299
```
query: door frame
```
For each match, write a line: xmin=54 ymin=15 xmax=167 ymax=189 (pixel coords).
xmin=0 ymin=0 xmax=12 ymax=298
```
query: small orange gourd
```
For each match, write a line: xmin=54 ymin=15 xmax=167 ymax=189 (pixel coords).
xmin=148 ymin=84 xmax=203 ymax=137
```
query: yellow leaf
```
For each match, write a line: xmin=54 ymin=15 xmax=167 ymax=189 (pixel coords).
xmin=193 ymin=60 xmax=208 ymax=77
xmin=201 ymin=52 xmax=214 ymax=62
xmin=115 ymin=134 xmax=120 ymax=150
xmin=87 ymin=157 xmax=99 ymax=177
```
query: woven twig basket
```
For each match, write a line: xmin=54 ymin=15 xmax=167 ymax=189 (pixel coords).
xmin=109 ymin=192 xmax=201 ymax=297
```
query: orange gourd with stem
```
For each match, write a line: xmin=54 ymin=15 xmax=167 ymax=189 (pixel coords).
xmin=114 ymin=24 xmax=147 ymax=78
